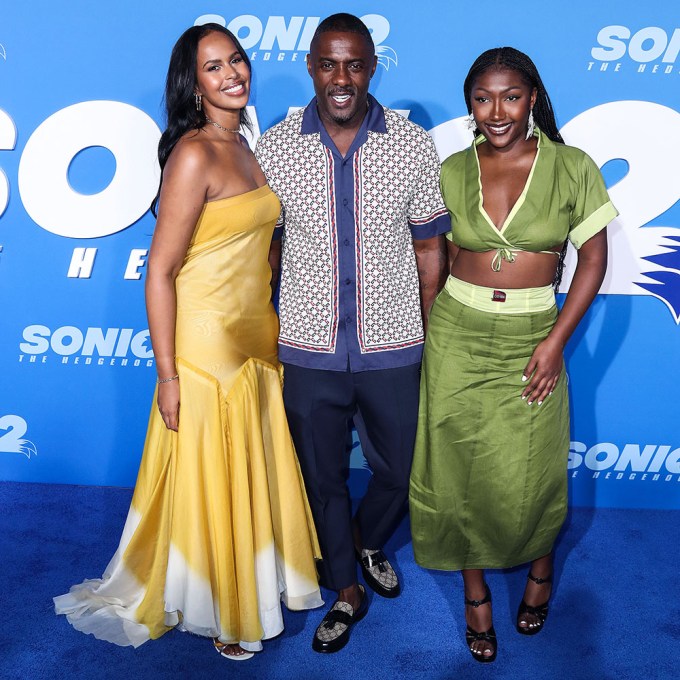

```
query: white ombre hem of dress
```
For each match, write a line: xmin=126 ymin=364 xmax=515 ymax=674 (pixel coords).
xmin=53 ymin=508 xmax=150 ymax=648
xmin=276 ymin=547 xmax=324 ymax=612
xmin=55 ymin=511 xmax=323 ymax=650
xmin=165 ymin=544 xmax=265 ymax=652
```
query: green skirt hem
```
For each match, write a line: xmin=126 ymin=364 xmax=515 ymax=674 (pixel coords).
xmin=413 ymin=541 xmax=560 ymax=572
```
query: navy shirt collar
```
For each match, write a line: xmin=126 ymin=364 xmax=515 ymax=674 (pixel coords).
xmin=301 ymin=93 xmax=387 ymax=138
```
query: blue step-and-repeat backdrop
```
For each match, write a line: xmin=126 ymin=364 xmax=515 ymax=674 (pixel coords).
xmin=1 ymin=2 xmax=679 ymax=509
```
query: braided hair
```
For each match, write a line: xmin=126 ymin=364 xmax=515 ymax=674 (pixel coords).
xmin=464 ymin=47 xmax=567 ymax=287
xmin=151 ymin=23 xmax=252 ymax=216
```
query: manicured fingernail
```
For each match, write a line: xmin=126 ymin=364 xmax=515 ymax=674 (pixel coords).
xmin=538 ymin=400 xmax=543 ymax=406
xmin=549 ymin=391 xmax=553 ymax=396
xmin=528 ymin=400 xmax=533 ymax=405
xmin=522 ymin=375 xmax=528 ymax=382
xmin=522 ymin=395 xmax=527 ymax=400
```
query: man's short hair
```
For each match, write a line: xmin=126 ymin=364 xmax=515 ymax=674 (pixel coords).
xmin=310 ymin=13 xmax=374 ymax=52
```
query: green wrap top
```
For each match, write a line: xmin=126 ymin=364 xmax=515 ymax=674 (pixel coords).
xmin=440 ymin=128 xmax=618 ymax=269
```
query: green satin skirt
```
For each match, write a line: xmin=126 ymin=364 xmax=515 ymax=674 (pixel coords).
xmin=409 ymin=283 xmax=569 ymax=571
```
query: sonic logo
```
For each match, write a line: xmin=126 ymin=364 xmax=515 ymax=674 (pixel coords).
xmin=376 ymin=44 xmax=398 ymax=71
xmin=19 ymin=325 xmax=154 ymax=366
xmin=0 ymin=415 xmax=37 ymax=459
xmin=592 ymin=26 xmax=680 ymax=63
xmin=589 ymin=26 xmax=680 ymax=74
xmin=195 ymin=13 xmax=398 ymax=70
xmin=636 ymin=235 xmax=680 ymax=320
xmin=569 ymin=441 xmax=680 ymax=481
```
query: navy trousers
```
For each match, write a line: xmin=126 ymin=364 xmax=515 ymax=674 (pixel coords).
xmin=282 ymin=362 xmax=420 ymax=592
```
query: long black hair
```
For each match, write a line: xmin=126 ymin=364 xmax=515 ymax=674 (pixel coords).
xmin=464 ymin=47 xmax=567 ymax=287
xmin=151 ymin=23 xmax=252 ymax=215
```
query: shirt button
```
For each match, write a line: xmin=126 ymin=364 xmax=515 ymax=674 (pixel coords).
xmin=345 ymin=316 xmax=352 ymax=323
xmin=342 ymin=199 xmax=348 ymax=206
xmin=345 ymin=278 xmax=351 ymax=285
xmin=344 ymin=239 xmax=350 ymax=246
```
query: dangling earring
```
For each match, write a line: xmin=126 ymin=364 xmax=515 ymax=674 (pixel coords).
xmin=526 ymin=108 xmax=535 ymax=140
xmin=195 ymin=93 xmax=202 ymax=111
xmin=465 ymin=113 xmax=476 ymax=131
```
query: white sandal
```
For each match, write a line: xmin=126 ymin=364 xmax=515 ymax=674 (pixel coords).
xmin=212 ymin=638 xmax=254 ymax=661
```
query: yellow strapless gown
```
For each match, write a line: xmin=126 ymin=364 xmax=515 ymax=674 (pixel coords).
xmin=54 ymin=185 xmax=323 ymax=650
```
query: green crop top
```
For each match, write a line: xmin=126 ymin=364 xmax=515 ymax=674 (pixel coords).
xmin=440 ymin=128 xmax=618 ymax=270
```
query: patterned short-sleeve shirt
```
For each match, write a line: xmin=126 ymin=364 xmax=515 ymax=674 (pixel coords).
xmin=255 ymin=95 xmax=450 ymax=372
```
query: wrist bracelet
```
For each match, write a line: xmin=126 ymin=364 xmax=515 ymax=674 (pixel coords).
xmin=157 ymin=374 xmax=179 ymax=384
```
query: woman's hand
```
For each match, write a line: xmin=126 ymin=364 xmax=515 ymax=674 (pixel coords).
xmin=157 ymin=380 xmax=180 ymax=431
xmin=521 ymin=336 xmax=563 ymax=405
xmin=520 ymin=229 xmax=608 ymax=406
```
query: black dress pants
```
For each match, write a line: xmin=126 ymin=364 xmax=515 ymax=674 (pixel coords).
xmin=282 ymin=362 xmax=420 ymax=592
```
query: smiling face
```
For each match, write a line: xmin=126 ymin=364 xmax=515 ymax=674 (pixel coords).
xmin=307 ymin=31 xmax=377 ymax=128
xmin=470 ymin=66 xmax=537 ymax=151
xmin=194 ymin=31 xmax=250 ymax=121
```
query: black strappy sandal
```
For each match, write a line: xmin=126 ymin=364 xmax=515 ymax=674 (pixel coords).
xmin=516 ymin=571 xmax=552 ymax=635
xmin=464 ymin=583 xmax=497 ymax=663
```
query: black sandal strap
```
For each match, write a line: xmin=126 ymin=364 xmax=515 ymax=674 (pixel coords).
xmin=464 ymin=583 xmax=491 ymax=608
xmin=519 ymin=600 xmax=549 ymax=616
xmin=527 ymin=571 xmax=552 ymax=585
xmin=466 ymin=625 xmax=497 ymax=643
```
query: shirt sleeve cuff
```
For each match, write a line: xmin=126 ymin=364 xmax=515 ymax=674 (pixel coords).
xmin=569 ymin=201 xmax=618 ymax=249
xmin=409 ymin=212 xmax=451 ymax=240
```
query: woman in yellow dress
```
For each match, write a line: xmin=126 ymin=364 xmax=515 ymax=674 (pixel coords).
xmin=54 ymin=23 xmax=322 ymax=660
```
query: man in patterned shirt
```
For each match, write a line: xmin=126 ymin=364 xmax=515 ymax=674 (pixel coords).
xmin=256 ymin=13 xmax=449 ymax=653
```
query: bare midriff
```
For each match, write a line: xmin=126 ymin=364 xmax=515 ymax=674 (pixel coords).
xmin=451 ymin=247 xmax=562 ymax=289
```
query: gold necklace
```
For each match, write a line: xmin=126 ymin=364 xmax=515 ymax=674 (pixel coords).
xmin=205 ymin=116 xmax=240 ymax=134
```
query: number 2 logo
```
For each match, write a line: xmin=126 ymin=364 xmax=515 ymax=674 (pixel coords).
xmin=0 ymin=415 xmax=38 ymax=459
xmin=560 ymin=100 xmax=680 ymax=324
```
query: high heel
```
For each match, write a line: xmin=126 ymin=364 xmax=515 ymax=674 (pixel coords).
xmin=464 ymin=583 xmax=497 ymax=663
xmin=516 ymin=571 xmax=552 ymax=635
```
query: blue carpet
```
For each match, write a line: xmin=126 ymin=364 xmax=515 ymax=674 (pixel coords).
xmin=0 ymin=481 xmax=678 ymax=679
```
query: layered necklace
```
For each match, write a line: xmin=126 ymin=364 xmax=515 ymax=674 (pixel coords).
xmin=205 ymin=116 xmax=240 ymax=134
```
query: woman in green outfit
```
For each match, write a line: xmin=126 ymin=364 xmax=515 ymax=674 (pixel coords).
xmin=409 ymin=47 xmax=617 ymax=663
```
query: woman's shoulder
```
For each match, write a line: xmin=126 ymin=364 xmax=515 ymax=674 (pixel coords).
xmin=551 ymin=139 xmax=602 ymax=179
xmin=441 ymin=147 xmax=469 ymax=178
xmin=165 ymin=131 xmax=213 ymax=173
xmin=553 ymin=139 xmax=587 ymax=159
xmin=172 ymin=129 xmax=209 ymax=158
xmin=440 ymin=148 xmax=469 ymax=194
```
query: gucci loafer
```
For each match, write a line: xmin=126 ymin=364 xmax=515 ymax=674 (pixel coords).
xmin=357 ymin=548 xmax=400 ymax=598
xmin=311 ymin=584 xmax=368 ymax=653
